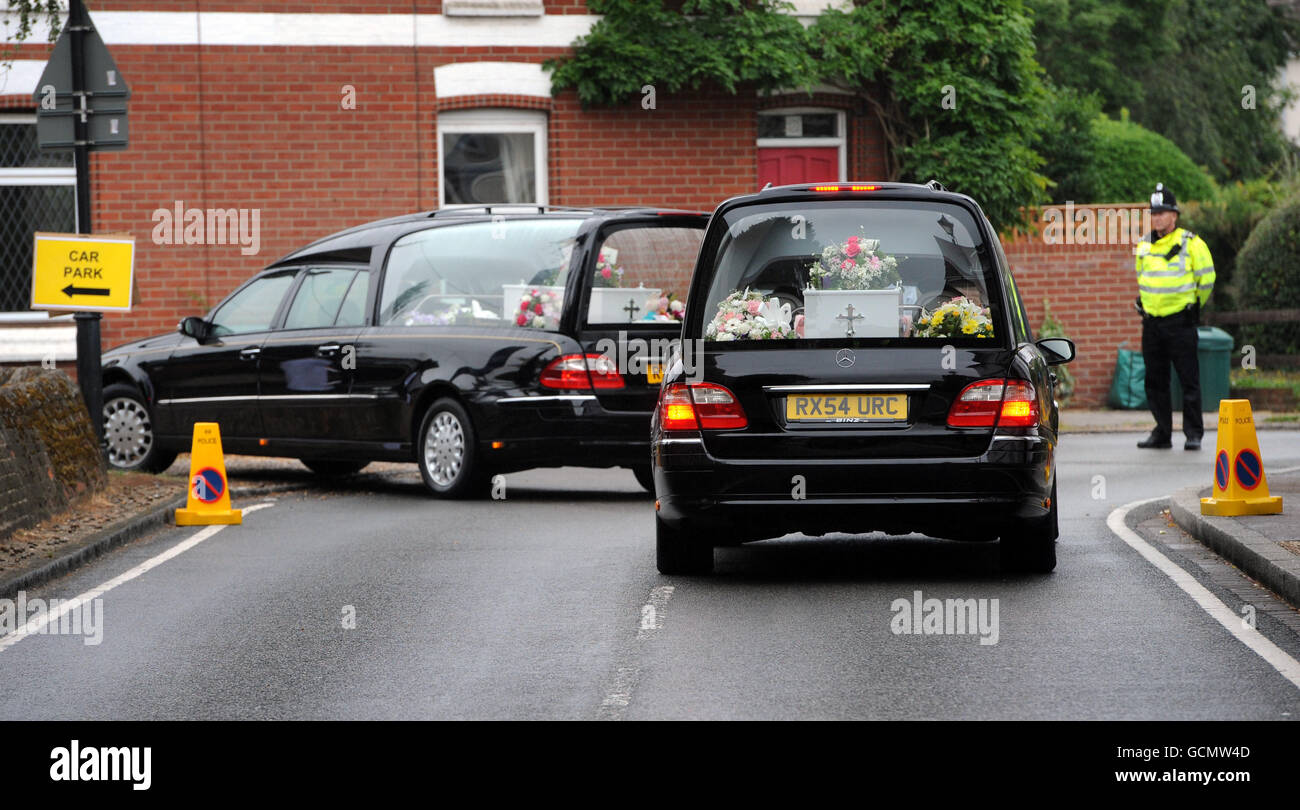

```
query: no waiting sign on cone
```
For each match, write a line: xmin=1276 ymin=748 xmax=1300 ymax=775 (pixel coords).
xmin=1201 ymin=400 xmax=1283 ymax=517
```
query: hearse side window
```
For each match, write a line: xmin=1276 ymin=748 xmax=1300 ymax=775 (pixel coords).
xmin=336 ymin=271 xmax=370 ymax=327
xmin=378 ymin=219 xmax=582 ymax=328
xmin=701 ymin=201 xmax=1002 ymax=343
xmin=283 ymin=268 xmax=360 ymax=330
xmin=209 ymin=272 xmax=296 ymax=337
xmin=586 ymin=226 xmax=704 ymax=325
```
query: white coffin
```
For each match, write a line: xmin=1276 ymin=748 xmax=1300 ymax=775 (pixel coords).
xmin=803 ymin=287 xmax=902 ymax=338
xmin=587 ymin=285 xmax=663 ymax=324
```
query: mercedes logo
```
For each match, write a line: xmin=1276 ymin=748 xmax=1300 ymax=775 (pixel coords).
xmin=835 ymin=348 xmax=855 ymax=368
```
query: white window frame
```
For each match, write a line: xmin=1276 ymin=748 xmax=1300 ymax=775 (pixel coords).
xmin=0 ymin=114 xmax=76 ymax=187
xmin=756 ymin=107 xmax=847 ymax=182
xmin=0 ymin=114 xmax=76 ymax=320
xmin=436 ymin=108 xmax=548 ymax=208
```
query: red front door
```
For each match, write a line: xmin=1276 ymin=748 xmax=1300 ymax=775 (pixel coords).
xmin=757 ymin=147 xmax=839 ymax=188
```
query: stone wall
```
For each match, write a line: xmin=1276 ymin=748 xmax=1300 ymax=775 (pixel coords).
xmin=0 ymin=368 xmax=106 ymax=540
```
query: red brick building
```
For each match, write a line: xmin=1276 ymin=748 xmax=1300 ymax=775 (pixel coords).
xmin=0 ymin=1 xmax=1139 ymax=406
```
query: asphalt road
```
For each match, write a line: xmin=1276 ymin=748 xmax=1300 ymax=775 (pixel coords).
xmin=2 ymin=432 xmax=1300 ymax=720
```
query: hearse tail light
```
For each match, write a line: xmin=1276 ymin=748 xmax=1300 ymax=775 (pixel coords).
xmin=540 ymin=354 xmax=625 ymax=390
xmin=997 ymin=381 xmax=1038 ymax=427
xmin=584 ymin=353 xmax=626 ymax=389
xmin=947 ymin=379 xmax=1038 ymax=428
xmin=658 ymin=382 xmax=748 ymax=431
xmin=659 ymin=384 xmax=699 ymax=430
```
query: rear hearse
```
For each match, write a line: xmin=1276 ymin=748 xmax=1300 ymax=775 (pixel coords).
xmin=101 ymin=205 xmax=706 ymax=496
xmin=651 ymin=182 xmax=1075 ymax=575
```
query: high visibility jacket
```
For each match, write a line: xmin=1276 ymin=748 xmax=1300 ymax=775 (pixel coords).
xmin=1134 ymin=227 xmax=1214 ymax=317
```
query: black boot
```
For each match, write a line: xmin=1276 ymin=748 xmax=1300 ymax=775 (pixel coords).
xmin=1137 ymin=432 xmax=1172 ymax=449
xmin=1184 ymin=436 xmax=1202 ymax=450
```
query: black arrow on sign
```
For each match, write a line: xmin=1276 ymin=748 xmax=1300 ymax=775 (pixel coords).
xmin=62 ymin=283 xmax=110 ymax=297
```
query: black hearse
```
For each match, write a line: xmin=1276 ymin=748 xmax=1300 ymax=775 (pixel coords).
xmin=651 ymin=182 xmax=1075 ymax=574
xmin=101 ymin=206 xmax=706 ymax=496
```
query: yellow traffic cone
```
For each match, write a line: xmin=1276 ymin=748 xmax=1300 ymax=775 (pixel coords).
xmin=1201 ymin=399 xmax=1283 ymax=517
xmin=174 ymin=422 xmax=242 ymax=526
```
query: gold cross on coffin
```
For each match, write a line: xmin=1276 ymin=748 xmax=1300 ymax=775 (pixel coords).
xmin=836 ymin=303 xmax=864 ymax=337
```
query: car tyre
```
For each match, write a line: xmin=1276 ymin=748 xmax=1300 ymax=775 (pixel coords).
xmin=102 ymin=383 xmax=178 ymax=473
xmin=417 ymin=398 xmax=489 ymax=498
xmin=301 ymin=459 xmax=369 ymax=476
xmin=656 ymin=515 xmax=713 ymax=575
xmin=1000 ymin=480 xmax=1058 ymax=573
xmin=632 ymin=464 xmax=655 ymax=494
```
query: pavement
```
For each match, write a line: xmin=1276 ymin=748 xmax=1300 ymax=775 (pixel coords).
xmin=1060 ymin=408 xmax=1293 ymax=433
xmin=1169 ymin=469 xmax=1300 ymax=607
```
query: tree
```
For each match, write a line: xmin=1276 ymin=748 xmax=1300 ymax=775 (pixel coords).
xmin=547 ymin=0 xmax=1051 ymax=231
xmin=1028 ymin=0 xmax=1300 ymax=182
xmin=0 ymin=1 xmax=63 ymax=68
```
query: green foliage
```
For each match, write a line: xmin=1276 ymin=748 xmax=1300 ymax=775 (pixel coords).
xmin=547 ymin=0 xmax=1051 ymax=232
xmin=0 ymin=0 xmax=63 ymax=68
xmin=1037 ymin=299 xmax=1075 ymax=402
xmin=1037 ymin=85 xmax=1103 ymax=204
xmin=1234 ymin=194 xmax=1300 ymax=354
xmin=545 ymin=0 xmax=814 ymax=105
xmin=1085 ymin=116 xmax=1215 ymax=204
xmin=1027 ymin=0 xmax=1300 ymax=183
xmin=1180 ymin=178 xmax=1291 ymax=312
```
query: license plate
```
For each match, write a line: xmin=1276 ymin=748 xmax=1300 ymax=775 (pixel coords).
xmin=785 ymin=393 xmax=908 ymax=422
xmin=646 ymin=363 xmax=663 ymax=384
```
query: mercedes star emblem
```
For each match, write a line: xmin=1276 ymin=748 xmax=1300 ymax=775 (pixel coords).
xmin=835 ymin=348 xmax=855 ymax=368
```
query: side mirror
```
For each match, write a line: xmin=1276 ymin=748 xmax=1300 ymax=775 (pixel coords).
xmin=1036 ymin=337 xmax=1075 ymax=365
xmin=178 ymin=316 xmax=210 ymax=342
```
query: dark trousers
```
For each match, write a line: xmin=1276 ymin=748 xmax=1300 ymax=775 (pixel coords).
xmin=1142 ymin=312 xmax=1203 ymax=440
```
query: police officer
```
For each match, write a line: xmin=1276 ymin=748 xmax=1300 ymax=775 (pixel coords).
xmin=1135 ymin=183 xmax=1215 ymax=449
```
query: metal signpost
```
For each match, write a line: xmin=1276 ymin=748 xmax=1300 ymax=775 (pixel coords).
xmin=31 ymin=0 xmax=131 ymax=444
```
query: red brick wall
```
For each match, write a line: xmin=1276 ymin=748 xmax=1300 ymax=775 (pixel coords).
xmin=1002 ymin=206 xmax=1143 ymax=407
xmin=3 ymin=6 xmax=1135 ymax=408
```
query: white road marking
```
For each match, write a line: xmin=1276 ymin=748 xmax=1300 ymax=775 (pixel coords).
xmin=636 ymin=585 xmax=675 ymax=640
xmin=0 ymin=502 xmax=276 ymax=653
xmin=600 ymin=585 xmax=677 ymax=719
xmin=1108 ymin=497 xmax=1300 ymax=692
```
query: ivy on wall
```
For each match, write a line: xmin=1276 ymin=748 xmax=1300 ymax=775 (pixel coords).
xmin=546 ymin=0 xmax=1051 ymax=230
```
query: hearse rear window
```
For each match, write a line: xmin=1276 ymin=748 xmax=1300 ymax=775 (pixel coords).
xmin=699 ymin=201 xmax=1001 ymax=343
xmin=379 ymin=218 xmax=582 ymax=328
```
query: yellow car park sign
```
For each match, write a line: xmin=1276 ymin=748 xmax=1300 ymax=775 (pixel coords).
xmin=30 ymin=232 xmax=135 ymax=312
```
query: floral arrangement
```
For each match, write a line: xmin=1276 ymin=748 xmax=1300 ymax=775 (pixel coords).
xmin=514 ymin=288 xmax=563 ymax=329
xmin=405 ymin=307 xmax=462 ymax=327
xmin=705 ymin=289 xmax=796 ymax=341
xmin=593 ymin=250 xmax=625 ymax=288
xmin=808 ymin=233 xmax=901 ymax=291
xmin=913 ymin=296 xmax=994 ymax=338
xmin=642 ymin=293 xmax=685 ymax=322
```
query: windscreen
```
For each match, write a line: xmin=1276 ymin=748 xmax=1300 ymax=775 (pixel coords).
xmin=699 ymin=201 xmax=1002 ymax=343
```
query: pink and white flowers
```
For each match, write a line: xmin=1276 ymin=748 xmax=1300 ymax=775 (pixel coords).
xmin=705 ymin=289 xmax=795 ymax=341
xmin=643 ymin=294 xmax=686 ymax=322
xmin=594 ymin=251 xmax=625 ymax=288
xmin=808 ymin=233 xmax=900 ymax=291
xmin=514 ymin=288 xmax=563 ymax=330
